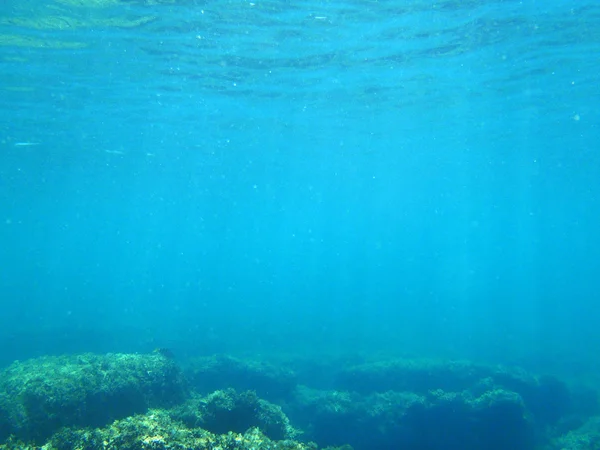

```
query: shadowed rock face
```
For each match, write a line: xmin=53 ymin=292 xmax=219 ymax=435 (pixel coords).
xmin=0 ymin=353 xmax=187 ymax=443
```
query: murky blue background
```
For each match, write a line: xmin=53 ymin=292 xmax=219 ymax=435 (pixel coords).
xmin=1 ymin=1 xmax=599 ymax=377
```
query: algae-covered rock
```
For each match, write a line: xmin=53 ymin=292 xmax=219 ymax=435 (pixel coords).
xmin=291 ymin=386 xmax=425 ymax=448
xmin=553 ymin=416 xmax=600 ymax=450
xmin=1 ymin=409 xmax=319 ymax=450
xmin=336 ymin=359 xmax=494 ymax=394
xmin=0 ymin=353 xmax=187 ymax=443
xmin=336 ymin=358 xmax=571 ymax=425
xmin=291 ymin=385 xmax=533 ymax=450
xmin=170 ymin=388 xmax=298 ymax=440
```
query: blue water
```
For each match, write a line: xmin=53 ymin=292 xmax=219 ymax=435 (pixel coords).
xmin=1 ymin=0 xmax=599 ymax=376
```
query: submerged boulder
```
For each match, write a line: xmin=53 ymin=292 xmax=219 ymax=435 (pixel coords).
xmin=336 ymin=358 xmax=572 ymax=426
xmin=291 ymin=385 xmax=534 ymax=450
xmin=170 ymin=388 xmax=299 ymax=441
xmin=0 ymin=352 xmax=187 ymax=443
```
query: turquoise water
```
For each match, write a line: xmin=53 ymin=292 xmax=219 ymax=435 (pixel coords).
xmin=1 ymin=0 xmax=599 ymax=375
